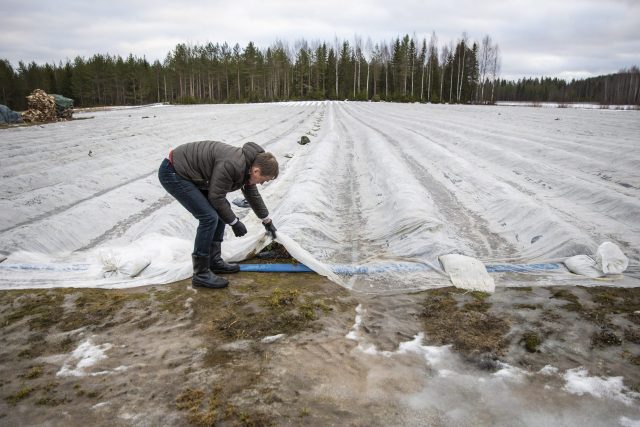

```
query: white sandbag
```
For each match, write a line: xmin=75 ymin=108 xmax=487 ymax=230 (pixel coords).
xmin=439 ymin=254 xmax=495 ymax=293
xmin=564 ymin=255 xmax=603 ymax=278
xmin=100 ymin=248 xmax=151 ymax=278
xmin=596 ymin=242 xmax=629 ymax=274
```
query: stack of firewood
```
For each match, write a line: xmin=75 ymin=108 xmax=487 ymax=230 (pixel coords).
xmin=56 ymin=105 xmax=74 ymax=120
xmin=21 ymin=89 xmax=58 ymax=123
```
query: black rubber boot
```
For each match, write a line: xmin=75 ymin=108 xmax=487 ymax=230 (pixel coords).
xmin=210 ymin=241 xmax=240 ymax=274
xmin=192 ymin=255 xmax=229 ymax=289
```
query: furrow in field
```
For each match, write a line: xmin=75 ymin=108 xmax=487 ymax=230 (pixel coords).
xmin=0 ymin=170 xmax=157 ymax=233
xmin=0 ymin=104 xmax=287 ymax=176
xmin=343 ymin=103 xmax=597 ymax=261
xmin=357 ymin=103 xmax=640 ymax=188
xmin=0 ymin=175 xmax=167 ymax=254
xmin=354 ymin=103 xmax=640 ymax=244
xmin=0 ymin=104 xmax=321 ymax=234
xmin=339 ymin=103 xmax=517 ymax=260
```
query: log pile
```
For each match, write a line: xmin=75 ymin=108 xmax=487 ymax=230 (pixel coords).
xmin=21 ymin=89 xmax=73 ymax=123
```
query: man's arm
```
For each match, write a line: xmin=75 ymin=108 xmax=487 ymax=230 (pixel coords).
xmin=241 ymin=184 xmax=269 ymax=221
xmin=208 ymin=162 xmax=239 ymax=224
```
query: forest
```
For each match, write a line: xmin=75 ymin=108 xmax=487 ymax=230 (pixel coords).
xmin=1 ymin=33 xmax=638 ymax=110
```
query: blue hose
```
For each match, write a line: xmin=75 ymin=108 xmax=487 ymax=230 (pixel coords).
xmin=486 ymin=263 xmax=562 ymax=272
xmin=1 ymin=261 xmax=564 ymax=275
xmin=240 ymin=263 xmax=314 ymax=273
xmin=239 ymin=262 xmax=563 ymax=275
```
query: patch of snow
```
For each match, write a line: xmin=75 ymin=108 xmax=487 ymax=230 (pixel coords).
xmin=91 ymin=402 xmax=110 ymax=410
xmin=620 ymin=416 xmax=640 ymax=427
xmin=119 ymin=412 xmax=142 ymax=421
xmin=57 ymin=338 xmax=112 ymax=377
xmin=492 ymin=362 xmax=530 ymax=383
xmin=90 ymin=365 xmax=129 ymax=376
xmin=345 ymin=304 xmax=364 ymax=341
xmin=395 ymin=333 xmax=452 ymax=366
xmin=219 ymin=340 xmax=252 ymax=351
xmin=261 ymin=334 xmax=285 ymax=343
xmin=538 ymin=365 xmax=559 ymax=375
xmin=563 ymin=367 xmax=640 ymax=406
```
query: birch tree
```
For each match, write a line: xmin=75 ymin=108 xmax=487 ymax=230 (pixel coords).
xmin=490 ymin=44 xmax=501 ymax=103
xmin=448 ymin=42 xmax=454 ymax=103
xmin=382 ymin=42 xmax=390 ymax=99
xmin=457 ymin=32 xmax=468 ymax=102
xmin=440 ymin=44 xmax=449 ymax=103
xmin=477 ymin=35 xmax=492 ymax=103
xmin=354 ymin=35 xmax=363 ymax=98
xmin=419 ymin=37 xmax=427 ymax=100
xmin=364 ymin=37 xmax=374 ymax=99
xmin=427 ymin=32 xmax=438 ymax=102
xmin=334 ymin=36 xmax=340 ymax=97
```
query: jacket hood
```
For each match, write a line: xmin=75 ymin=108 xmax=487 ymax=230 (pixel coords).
xmin=242 ymin=142 xmax=264 ymax=170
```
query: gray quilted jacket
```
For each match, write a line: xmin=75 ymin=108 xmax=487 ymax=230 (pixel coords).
xmin=171 ymin=140 xmax=269 ymax=224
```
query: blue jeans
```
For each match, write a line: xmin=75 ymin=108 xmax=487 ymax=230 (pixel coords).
xmin=158 ymin=158 xmax=225 ymax=257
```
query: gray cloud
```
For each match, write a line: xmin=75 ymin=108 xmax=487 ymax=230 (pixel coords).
xmin=0 ymin=0 xmax=638 ymax=80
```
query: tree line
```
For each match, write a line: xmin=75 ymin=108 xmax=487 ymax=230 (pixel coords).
xmin=1 ymin=34 xmax=638 ymax=109
xmin=496 ymin=68 xmax=640 ymax=105
xmin=1 ymin=33 xmax=499 ymax=109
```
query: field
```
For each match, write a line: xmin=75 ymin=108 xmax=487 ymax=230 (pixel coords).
xmin=1 ymin=101 xmax=638 ymax=290
xmin=0 ymin=102 xmax=639 ymax=425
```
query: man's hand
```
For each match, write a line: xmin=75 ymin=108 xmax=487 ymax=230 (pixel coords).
xmin=232 ymin=220 xmax=248 ymax=237
xmin=263 ymin=220 xmax=277 ymax=239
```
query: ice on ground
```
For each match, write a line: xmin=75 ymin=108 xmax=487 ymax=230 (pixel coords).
xmin=345 ymin=304 xmax=365 ymax=341
xmin=345 ymin=305 xmax=640 ymax=424
xmin=620 ymin=416 xmax=640 ymax=427
xmin=492 ymin=362 xmax=530 ymax=383
xmin=539 ymin=364 xmax=560 ymax=375
xmin=1 ymin=101 xmax=639 ymax=291
xmin=91 ymin=402 xmax=110 ymax=410
xmin=261 ymin=334 xmax=286 ymax=343
xmin=563 ymin=367 xmax=640 ymax=406
xmin=57 ymin=338 xmax=112 ymax=377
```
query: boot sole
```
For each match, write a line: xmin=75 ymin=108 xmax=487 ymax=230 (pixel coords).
xmin=211 ymin=268 xmax=240 ymax=274
xmin=192 ymin=278 xmax=229 ymax=289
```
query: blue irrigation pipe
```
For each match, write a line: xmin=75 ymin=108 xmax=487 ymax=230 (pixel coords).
xmin=486 ymin=263 xmax=562 ymax=273
xmin=239 ymin=262 xmax=563 ymax=275
xmin=240 ymin=263 xmax=314 ymax=273
xmin=1 ymin=261 xmax=564 ymax=275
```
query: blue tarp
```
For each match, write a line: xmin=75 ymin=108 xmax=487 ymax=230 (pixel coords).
xmin=0 ymin=104 xmax=22 ymax=124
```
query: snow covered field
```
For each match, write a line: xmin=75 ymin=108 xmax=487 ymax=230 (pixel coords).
xmin=0 ymin=101 xmax=639 ymax=290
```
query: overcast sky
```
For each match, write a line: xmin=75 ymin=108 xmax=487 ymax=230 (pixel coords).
xmin=1 ymin=0 xmax=639 ymax=81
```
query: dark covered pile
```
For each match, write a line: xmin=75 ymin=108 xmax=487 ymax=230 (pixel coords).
xmin=0 ymin=104 xmax=22 ymax=124
xmin=51 ymin=94 xmax=74 ymax=119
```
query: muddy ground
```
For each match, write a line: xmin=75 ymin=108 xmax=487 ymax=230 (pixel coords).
xmin=0 ymin=272 xmax=639 ymax=426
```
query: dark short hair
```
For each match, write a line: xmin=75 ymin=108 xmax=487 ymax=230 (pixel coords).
xmin=253 ymin=152 xmax=279 ymax=178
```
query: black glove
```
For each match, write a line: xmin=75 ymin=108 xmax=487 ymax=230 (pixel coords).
xmin=263 ymin=220 xmax=277 ymax=239
xmin=231 ymin=220 xmax=247 ymax=237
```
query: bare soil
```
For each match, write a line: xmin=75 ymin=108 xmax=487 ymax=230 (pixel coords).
xmin=0 ymin=273 xmax=638 ymax=426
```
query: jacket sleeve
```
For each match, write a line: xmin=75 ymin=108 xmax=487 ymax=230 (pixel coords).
xmin=208 ymin=161 xmax=238 ymax=224
xmin=241 ymin=184 xmax=269 ymax=220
